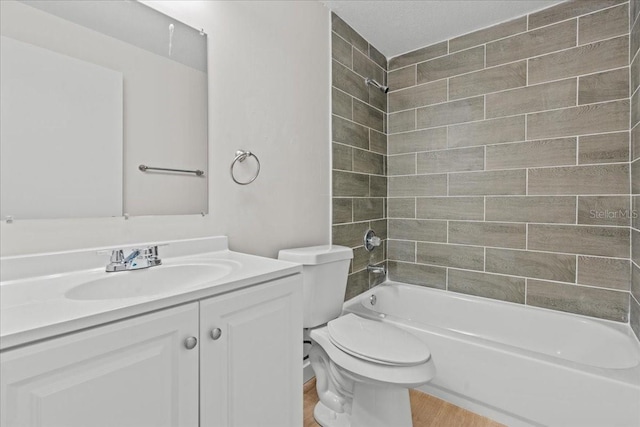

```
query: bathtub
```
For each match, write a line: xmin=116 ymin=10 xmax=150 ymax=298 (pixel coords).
xmin=343 ymin=282 xmax=640 ymax=427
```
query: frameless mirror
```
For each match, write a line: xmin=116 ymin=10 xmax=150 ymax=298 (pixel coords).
xmin=0 ymin=0 xmax=208 ymax=219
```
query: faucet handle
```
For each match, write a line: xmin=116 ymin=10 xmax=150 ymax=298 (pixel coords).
xmin=110 ymin=250 xmax=124 ymax=263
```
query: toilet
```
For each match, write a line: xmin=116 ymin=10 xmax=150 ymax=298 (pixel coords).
xmin=278 ymin=245 xmax=435 ymax=427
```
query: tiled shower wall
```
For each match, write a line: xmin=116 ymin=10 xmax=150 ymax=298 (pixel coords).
xmin=630 ymin=0 xmax=640 ymax=339
xmin=385 ymin=0 xmax=635 ymax=323
xmin=330 ymin=13 xmax=388 ymax=299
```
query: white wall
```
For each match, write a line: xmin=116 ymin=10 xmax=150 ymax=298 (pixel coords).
xmin=0 ymin=0 xmax=331 ymax=258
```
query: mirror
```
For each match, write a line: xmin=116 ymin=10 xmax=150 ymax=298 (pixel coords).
xmin=0 ymin=0 xmax=208 ymax=219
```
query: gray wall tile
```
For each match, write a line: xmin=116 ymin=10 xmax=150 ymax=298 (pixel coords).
xmin=486 ymin=20 xmax=576 ymax=67
xmin=486 ymin=248 xmax=576 ymax=282
xmin=633 ymin=89 xmax=640 ymax=130
xmin=448 ymin=116 xmax=525 ymax=148
xmin=528 ymin=36 xmax=628 ymax=85
xmin=633 ymin=262 xmax=640 ymax=302
xmin=633 ymin=228 xmax=640 ymax=265
xmin=448 ymin=269 xmax=526 ymax=303
xmin=332 ymin=32 xmax=352 ymax=68
xmin=417 ymin=242 xmax=485 ymax=270
xmin=634 ymin=160 xmax=640 ymax=195
xmin=631 ymin=297 xmax=640 ymax=341
xmin=527 ymin=279 xmax=628 ymax=322
xmin=353 ymin=99 xmax=384 ymax=132
xmin=632 ymin=8 xmax=640 ymax=60
xmin=388 ymin=127 xmax=447 ymax=154
xmin=389 ymin=219 xmax=447 ymax=242
xmin=389 ymin=80 xmax=447 ymax=112
xmin=578 ymin=3 xmax=629 ymax=45
xmin=387 ymin=261 xmax=446 ymax=289
xmin=333 ymin=222 xmax=370 ymax=248
xmin=449 ymin=170 xmax=526 ymax=196
xmin=527 ymin=100 xmax=630 ymax=140
xmin=333 ymin=198 xmax=352 ymax=224
xmin=528 ymin=224 xmax=630 ymax=257
xmin=369 ymin=83 xmax=388 ymax=113
xmin=450 ymin=16 xmax=527 ymax=53
xmin=353 ymin=49 xmax=384 ymax=84
xmin=449 ymin=221 xmax=526 ymax=249
xmin=333 ymin=170 xmax=369 ymax=197
xmin=387 ymin=240 xmax=416 ymax=262
xmin=389 ymin=174 xmax=447 ymax=197
xmin=449 ymin=61 xmax=526 ymax=100
xmin=345 ymin=269 xmax=368 ymax=300
xmin=485 ymin=79 xmax=576 ymax=119
xmin=417 ymin=46 xmax=484 ymax=84
xmin=369 ymin=175 xmax=387 ymax=197
xmin=388 ymin=198 xmax=416 ymax=218
xmin=486 ymin=196 xmax=577 ymax=223
xmin=577 ymin=256 xmax=630 ymax=290
xmin=333 ymin=143 xmax=352 ymax=171
xmin=416 ymin=197 xmax=485 ymax=220
xmin=369 ymin=130 xmax=386 ymax=155
xmin=388 ymin=65 xmax=416 ymax=92
xmin=416 ymin=97 xmax=484 ymax=129
xmin=388 ymin=154 xmax=416 ymax=176
xmin=528 ymin=164 xmax=630 ymax=195
xmin=486 ymin=138 xmax=576 ymax=170
xmin=368 ymin=44 xmax=386 ymax=70
xmin=632 ymin=126 xmax=640 ymax=161
xmin=332 ymin=115 xmax=368 ymax=149
xmin=577 ymin=196 xmax=631 ymax=226
xmin=332 ymin=12 xmax=368 ymax=53
xmin=417 ymin=147 xmax=484 ymax=174
xmin=633 ymin=0 xmax=640 ymax=27
xmin=578 ymin=132 xmax=629 ymax=164
xmin=388 ymin=110 xmax=415 ymax=134
xmin=579 ymin=68 xmax=629 ymax=105
xmin=389 ymin=41 xmax=448 ymax=70
xmin=353 ymin=149 xmax=384 ymax=175
xmin=332 ymin=88 xmax=352 ymax=119
xmin=353 ymin=198 xmax=384 ymax=221
xmin=333 ymin=60 xmax=368 ymax=102
xmin=528 ymin=0 xmax=626 ymax=30
xmin=633 ymin=45 xmax=640 ymax=96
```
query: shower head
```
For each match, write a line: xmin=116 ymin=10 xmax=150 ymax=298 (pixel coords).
xmin=365 ymin=77 xmax=389 ymax=94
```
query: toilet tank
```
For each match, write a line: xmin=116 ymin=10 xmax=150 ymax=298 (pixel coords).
xmin=278 ymin=245 xmax=353 ymax=328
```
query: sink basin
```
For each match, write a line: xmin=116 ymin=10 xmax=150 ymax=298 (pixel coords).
xmin=65 ymin=263 xmax=233 ymax=300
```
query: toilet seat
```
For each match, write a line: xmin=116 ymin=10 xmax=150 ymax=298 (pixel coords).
xmin=327 ymin=314 xmax=430 ymax=366
xmin=310 ymin=325 xmax=436 ymax=387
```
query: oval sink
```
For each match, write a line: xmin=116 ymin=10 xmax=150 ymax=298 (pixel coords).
xmin=65 ymin=263 xmax=233 ymax=300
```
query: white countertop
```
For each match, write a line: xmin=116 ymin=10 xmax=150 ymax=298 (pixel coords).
xmin=0 ymin=237 xmax=301 ymax=350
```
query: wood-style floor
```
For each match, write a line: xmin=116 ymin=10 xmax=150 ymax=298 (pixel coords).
xmin=304 ymin=379 xmax=505 ymax=427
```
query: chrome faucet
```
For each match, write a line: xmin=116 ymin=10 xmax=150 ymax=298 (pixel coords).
xmin=106 ymin=246 xmax=161 ymax=272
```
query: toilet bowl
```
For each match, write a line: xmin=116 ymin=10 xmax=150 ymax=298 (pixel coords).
xmin=309 ymin=314 xmax=435 ymax=427
xmin=277 ymin=245 xmax=435 ymax=427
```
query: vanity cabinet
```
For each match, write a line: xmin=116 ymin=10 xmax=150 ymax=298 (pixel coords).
xmin=0 ymin=302 xmax=200 ymax=427
xmin=1 ymin=275 xmax=302 ymax=427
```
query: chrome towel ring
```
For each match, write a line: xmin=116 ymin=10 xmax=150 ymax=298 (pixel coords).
xmin=230 ymin=149 xmax=260 ymax=185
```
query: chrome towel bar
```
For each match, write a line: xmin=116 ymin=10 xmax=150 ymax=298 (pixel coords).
xmin=138 ymin=164 xmax=204 ymax=176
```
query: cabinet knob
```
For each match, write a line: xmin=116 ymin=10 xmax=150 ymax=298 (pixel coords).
xmin=210 ymin=328 xmax=222 ymax=340
xmin=184 ymin=336 xmax=198 ymax=350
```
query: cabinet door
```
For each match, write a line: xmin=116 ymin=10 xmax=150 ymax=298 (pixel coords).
xmin=200 ymin=275 xmax=303 ymax=427
xmin=1 ymin=303 xmax=199 ymax=427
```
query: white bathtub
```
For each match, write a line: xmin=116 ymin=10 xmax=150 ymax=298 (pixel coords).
xmin=343 ymin=282 xmax=640 ymax=427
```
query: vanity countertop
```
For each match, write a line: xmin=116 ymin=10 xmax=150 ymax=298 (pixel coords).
xmin=0 ymin=237 xmax=301 ymax=351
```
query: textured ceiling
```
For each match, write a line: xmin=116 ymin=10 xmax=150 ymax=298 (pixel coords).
xmin=322 ymin=0 xmax=565 ymax=59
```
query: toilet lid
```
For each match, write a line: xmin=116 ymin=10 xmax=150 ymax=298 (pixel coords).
xmin=327 ymin=314 xmax=431 ymax=366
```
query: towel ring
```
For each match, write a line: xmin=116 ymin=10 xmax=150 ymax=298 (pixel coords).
xmin=230 ymin=149 xmax=260 ymax=185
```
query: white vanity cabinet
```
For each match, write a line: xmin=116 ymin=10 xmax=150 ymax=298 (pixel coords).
xmin=1 ymin=274 xmax=302 ymax=427
xmin=0 ymin=302 xmax=200 ymax=427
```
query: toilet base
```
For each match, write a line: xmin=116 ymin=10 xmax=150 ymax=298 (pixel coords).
xmin=314 ymin=382 xmax=413 ymax=427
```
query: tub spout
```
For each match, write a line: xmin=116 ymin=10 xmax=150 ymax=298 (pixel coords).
xmin=367 ymin=264 xmax=386 ymax=275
